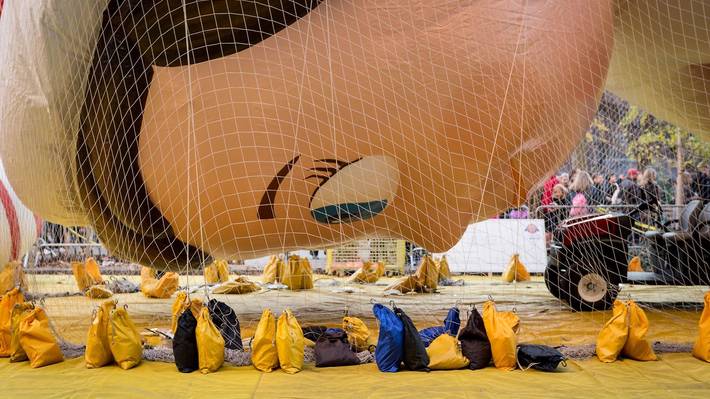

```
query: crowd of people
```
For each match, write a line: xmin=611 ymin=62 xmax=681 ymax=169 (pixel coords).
xmin=536 ymin=163 xmax=710 ymax=234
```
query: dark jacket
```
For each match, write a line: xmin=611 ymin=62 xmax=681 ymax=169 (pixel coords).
xmin=620 ymin=179 xmax=642 ymax=206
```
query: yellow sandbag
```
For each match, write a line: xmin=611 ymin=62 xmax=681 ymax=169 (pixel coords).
xmin=499 ymin=311 xmax=520 ymax=334
xmin=622 ymin=300 xmax=656 ymax=361
xmin=426 ymin=333 xmax=470 ymax=370
xmin=276 ymin=309 xmax=304 ymax=374
xmin=596 ymin=300 xmax=629 ymax=363
xmin=0 ymin=261 xmax=28 ymax=294
xmin=385 ymin=275 xmax=421 ymax=294
xmin=140 ymin=266 xmax=156 ymax=281
xmin=262 ymin=255 xmax=284 ymax=283
xmin=18 ymin=307 xmax=64 ymax=368
xmin=349 ymin=262 xmax=385 ymax=284
xmin=693 ymin=291 xmax=710 ymax=362
xmin=85 ymin=300 xmax=116 ymax=368
xmin=482 ymin=301 xmax=517 ymax=370
xmin=436 ymin=256 xmax=451 ymax=281
xmin=189 ymin=298 xmax=204 ymax=319
xmin=0 ymin=287 xmax=24 ymax=356
xmin=9 ymin=302 xmax=33 ymax=362
xmin=196 ymin=307 xmax=224 ymax=374
xmin=86 ymin=285 xmax=113 ymax=299
xmin=343 ymin=316 xmax=374 ymax=352
xmin=252 ymin=308 xmax=279 ymax=372
xmin=140 ymin=267 xmax=180 ymax=298
xmin=72 ymin=261 xmax=94 ymax=292
xmin=211 ymin=277 xmax=260 ymax=295
xmin=414 ymin=255 xmax=439 ymax=291
xmin=108 ymin=307 xmax=143 ymax=370
xmin=304 ymin=338 xmax=316 ymax=348
xmin=216 ymin=260 xmax=230 ymax=283
xmin=204 ymin=260 xmax=230 ymax=284
xmin=85 ymin=257 xmax=104 ymax=284
xmin=170 ymin=292 xmax=189 ymax=334
xmin=502 ymin=254 xmax=530 ymax=282
xmin=628 ymin=256 xmax=643 ymax=272
xmin=281 ymin=256 xmax=313 ymax=290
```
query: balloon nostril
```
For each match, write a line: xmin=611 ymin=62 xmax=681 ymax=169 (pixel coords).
xmin=311 ymin=200 xmax=388 ymax=224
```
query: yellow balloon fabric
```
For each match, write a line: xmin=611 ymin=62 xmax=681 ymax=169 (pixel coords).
xmin=628 ymin=256 xmax=643 ymax=272
xmin=596 ymin=300 xmax=629 ymax=363
xmin=482 ymin=301 xmax=517 ymax=370
xmin=502 ymin=254 xmax=530 ymax=283
xmin=18 ymin=307 xmax=64 ymax=368
xmin=108 ymin=307 xmax=143 ymax=370
xmin=9 ymin=302 xmax=33 ymax=362
xmin=0 ymin=287 xmax=24 ymax=356
xmin=276 ymin=309 xmax=304 ymax=374
xmin=251 ymin=309 xmax=279 ymax=372
xmin=622 ymin=301 xmax=656 ymax=361
xmin=196 ymin=307 xmax=225 ymax=374
xmin=0 ymin=262 xmax=28 ymax=295
xmin=140 ymin=267 xmax=180 ymax=298
xmin=262 ymin=256 xmax=284 ymax=284
xmin=170 ymin=292 xmax=189 ymax=334
xmin=343 ymin=316 xmax=374 ymax=352
xmin=693 ymin=292 xmax=710 ymax=362
xmin=281 ymin=256 xmax=313 ymax=290
xmin=426 ymin=334 xmax=470 ymax=370
xmin=85 ymin=300 xmax=116 ymax=368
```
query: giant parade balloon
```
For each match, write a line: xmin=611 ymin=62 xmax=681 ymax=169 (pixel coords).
xmin=1 ymin=1 xmax=705 ymax=270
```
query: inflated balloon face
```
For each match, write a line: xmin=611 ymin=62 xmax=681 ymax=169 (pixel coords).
xmin=0 ymin=1 xmax=613 ymax=269
xmin=73 ymin=0 xmax=614 ymax=265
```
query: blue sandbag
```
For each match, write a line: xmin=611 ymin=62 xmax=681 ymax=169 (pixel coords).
xmin=444 ymin=307 xmax=461 ymax=335
xmin=373 ymin=304 xmax=404 ymax=372
xmin=419 ymin=326 xmax=445 ymax=347
xmin=418 ymin=306 xmax=461 ymax=347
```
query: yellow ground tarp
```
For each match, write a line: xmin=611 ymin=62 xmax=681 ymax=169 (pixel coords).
xmin=1 ymin=354 xmax=710 ymax=398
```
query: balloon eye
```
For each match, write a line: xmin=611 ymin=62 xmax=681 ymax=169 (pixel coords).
xmin=311 ymin=200 xmax=389 ymax=224
xmin=307 ymin=156 xmax=400 ymax=224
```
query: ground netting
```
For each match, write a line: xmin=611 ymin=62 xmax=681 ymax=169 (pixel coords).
xmin=0 ymin=0 xmax=709 ymax=369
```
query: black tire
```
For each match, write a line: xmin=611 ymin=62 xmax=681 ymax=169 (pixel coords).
xmin=559 ymin=238 xmax=626 ymax=311
xmin=566 ymin=267 xmax=618 ymax=311
xmin=544 ymin=266 xmax=568 ymax=302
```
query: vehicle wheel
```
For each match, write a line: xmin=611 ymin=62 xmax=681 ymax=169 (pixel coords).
xmin=567 ymin=268 xmax=618 ymax=311
xmin=544 ymin=266 xmax=569 ymax=301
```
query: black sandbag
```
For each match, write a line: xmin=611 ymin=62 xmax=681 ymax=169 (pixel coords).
xmin=301 ymin=326 xmax=329 ymax=342
xmin=458 ymin=307 xmax=492 ymax=370
xmin=207 ymin=299 xmax=243 ymax=350
xmin=315 ymin=330 xmax=360 ymax=368
xmin=394 ymin=306 xmax=429 ymax=371
xmin=173 ymin=310 xmax=199 ymax=373
xmin=517 ymin=344 xmax=566 ymax=371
